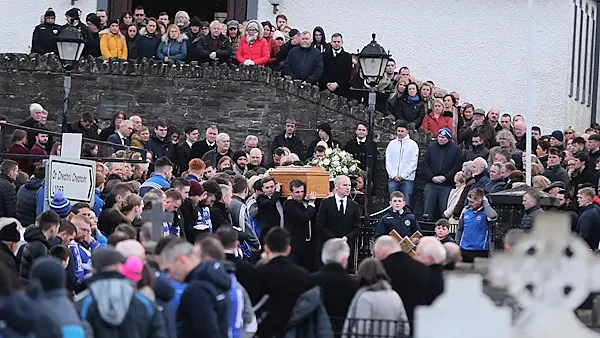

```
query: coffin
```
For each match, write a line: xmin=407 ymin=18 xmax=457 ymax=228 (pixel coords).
xmin=268 ymin=166 xmax=331 ymax=198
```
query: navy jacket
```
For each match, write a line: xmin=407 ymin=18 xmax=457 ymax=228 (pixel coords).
xmin=422 ymin=141 xmax=462 ymax=186
xmin=145 ymin=136 xmax=174 ymax=163
xmin=283 ymin=46 xmax=324 ymax=84
xmin=16 ymin=178 xmax=43 ymax=226
xmin=577 ymin=203 xmax=600 ymax=250
xmin=136 ymin=33 xmax=161 ymax=59
xmin=375 ymin=206 xmax=420 ymax=238
xmin=178 ymin=260 xmax=232 ymax=338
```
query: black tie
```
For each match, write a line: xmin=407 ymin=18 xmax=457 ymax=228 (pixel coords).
xmin=339 ymin=199 xmax=344 ymax=216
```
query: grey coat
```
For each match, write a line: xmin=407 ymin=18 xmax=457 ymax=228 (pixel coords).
xmin=284 ymin=286 xmax=333 ymax=338
xmin=519 ymin=204 xmax=544 ymax=231
xmin=342 ymin=280 xmax=410 ymax=338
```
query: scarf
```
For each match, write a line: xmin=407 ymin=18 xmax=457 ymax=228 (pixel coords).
xmin=246 ymin=33 xmax=257 ymax=45
xmin=407 ymin=95 xmax=420 ymax=103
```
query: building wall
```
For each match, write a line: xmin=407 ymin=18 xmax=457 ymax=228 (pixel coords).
xmin=1 ymin=0 xmax=98 ymax=54
xmin=257 ymin=0 xmax=584 ymax=134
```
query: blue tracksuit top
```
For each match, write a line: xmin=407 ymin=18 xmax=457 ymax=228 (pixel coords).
xmin=460 ymin=207 xmax=491 ymax=251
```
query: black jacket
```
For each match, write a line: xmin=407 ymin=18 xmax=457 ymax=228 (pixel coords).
xmin=178 ymin=260 xmax=232 ymax=338
xmin=423 ymin=141 xmax=462 ymax=186
xmin=126 ymin=36 xmax=139 ymax=60
xmin=256 ymin=192 xmax=283 ymax=239
xmin=319 ymin=48 xmax=352 ymax=97
xmin=19 ymin=226 xmax=51 ymax=282
xmin=225 ymin=253 xmax=258 ymax=302
xmin=16 ymin=177 xmax=43 ymax=226
xmin=310 ymin=263 xmax=356 ymax=333
xmin=253 ymin=256 xmax=312 ymax=338
xmin=190 ymin=139 xmax=216 ymax=162
xmin=381 ymin=251 xmax=433 ymax=325
xmin=462 ymin=145 xmax=490 ymax=162
xmin=315 ymin=196 xmax=361 ymax=241
xmin=271 ymin=134 xmax=306 ymax=160
xmin=543 ymin=165 xmax=570 ymax=187
xmin=283 ymin=199 xmax=317 ymax=251
xmin=577 ymin=203 xmax=600 ymax=249
xmin=209 ymin=201 xmax=232 ymax=234
xmin=61 ymin=23 xmax=92 ymax=57
xmin=174 ymin=141 xmax=192 ymax=174
xmin=20 ymin=117 xmax=42 ymax=150
xmin=145 ymin=136 xmax=174 ymax=163
xmin=87 ymin=31 xmax=101 ymax=58
xmin=306 ymin=138 xmax=340 ymax=161
xmin=31 ymin=22 xmax=61 ymax=55
xmin=344 ymin=138 xmax=377 ymax=174
xmin=107 ymin=133 xmax=131 ymax=146
xmin=283 ymin=46 xmax=324 ymax=85
xmin=202 ymin=148 xmax=233 ymax=168
xmin=387 ymin=97 xmax=426 ymax=129
xmin=66 ymin=121 xmax=100 ymax=140
xmin=76 ymin=271 xmax=167 ymax=338
xmin=519 ymin=204 xmax=544 ymax=231
xmin=191 ymin=34 xmax=232 ymax=63
xmin=0 ymin=241 xmax=20 ymax=287
xmin=284 ymin=286 xmax=333 ymax=338
xmin=570 ymin=167 xmax=596 ymax=196
xmin=136 ymin=33 xmax=161 ymax=59
xmin=0 ymin=173 xmax=17 ymax=218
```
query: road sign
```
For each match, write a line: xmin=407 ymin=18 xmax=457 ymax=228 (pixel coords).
xmin=45 ymin=156 xmax=96 ymax=207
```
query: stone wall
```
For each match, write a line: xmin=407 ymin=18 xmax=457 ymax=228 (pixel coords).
xmin=0 ymin=53 xmax=432 ymax=213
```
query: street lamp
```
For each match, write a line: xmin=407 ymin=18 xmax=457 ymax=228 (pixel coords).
xmin=268 ymin=0 xmax=283 ymax=14
xmin=356 ymin=33 xmax=391 ymax=216
xmin=55 ymin=26 xmax=85 ymax=133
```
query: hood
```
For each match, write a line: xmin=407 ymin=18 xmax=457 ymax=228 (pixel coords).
xmin=403 ymin=204 xmax=415 ymax=215
xmin=286 ymin=286 xmax=324 ymax=327
xmin=312 ymin=26 xmax=326 ymax=44
xmin=186 ymin=259 xmax=232 ymax=291
xmin=98 ymin=28 xmax=123 ymax=37
xmin=245 ymin=20 xmax=264 ymax=38
xmin=153 ymin=274 xmax=175 ymax=303
xmin=24 ymin=178 xmax=44 ymax=190
xmin=24 ymin=226 xmax=48 ymax=244
xmin=161 ymin=32 xmax=188 ymax=43
xmin=88 ymin=272 xmax=135 ymax=326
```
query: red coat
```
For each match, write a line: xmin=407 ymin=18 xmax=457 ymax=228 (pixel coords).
xmin=422 ymin=112 xmax=453 ymax=137
xmin=236 ymin=35 xmax=270 ymax=66
xmin=6 ymin=144 xmax=30 ymax=172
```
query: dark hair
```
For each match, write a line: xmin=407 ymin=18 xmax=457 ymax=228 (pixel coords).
xmin=112 ymin=182 xmax=136 ymax=197
xmin=171 ymin=178 xmax=191 ymax=191
xmin=107 ymin=232 xmax=129 ymax=246
xmin=331 ymin=32 xmax=343 ymax=39
xmin=261 ymin=177 xmax=275 ymax=188
xmin=165 ymin=189 xmax=183 ymax=202
xmin=212 ymin=172 xmax=233 ymax=186
xmin=532 ymin=126 xmax=541 ymax=134
xmin=38 ymin=210 xmax=61 ymax=231
xmin=155 ymin=157 xmax=174 ymax=171
xmin=273 ymin=148 xmax=286 ymax=157
xmin=244 ymin=170 xmax=257 ymax=179
xmin=196 ymin=235 xmax=225 ymax=260
xmin=110 ymin=111 xmax=126 ymax=128
xmin=155 ymin=236 xmax=180 ymax=255
xmin=184 ymin=126 xmax=198 ymax=134
xmin=10 ymin=130 xmax=26 ymax=143
xmin=50 ymin=244 xmax=70 ymax=261
xmin=503 ymin=162 xmax=516 ymax=171
xmin=0 ymin=159 xmax=18 ymax=175
xmin=355 ymin=258 xmax=390 ymax=288
xmin=158 ymin=11 xmax=168 ymax=17
xmin=389 ymin=191 xmax=405 ymax=200
xmin=574 ymin=151 xmax=590 ymax=166
xmin=573 ymin=136 xmax=586 ymax=146
xmin=120 ymin=11 xmax=133 ymax=22
xmin=401 ymin=82 xmax=420 ymax=101
xmin=215 ymin=226 xmax=238 ymax=248
xmin=154 ymin=120 xmax=167 ymax=129
xmin=289 ymin=179 xmax=305 ymax=192
xmin=261 ymin=21 xmax=273 ymax=31
xmin=115 ymin=223 xmax=137 ymax=239
xmin=265 ymin=227 xmax=290 ymax=253
xmin=443 ymin=94 xmax=456 ymax=106
xmin=548 ymin=147 xmax=563 ymax=158
xmin=134 ymin=5 xmax=145 ymax=12
xmin=232 ymin=175 xmax=248 ymax=194
xmin=71 ymin=202 xmax=91 ymax=214
xmin=496 ymin=149 xmax=511 ymax=162
xmin=523 ymin=187 xmax=542 ymax=202
xmin=467 ymin=188 xmax=485 ymax=200
xmin=98 ymin=208 xmax=126 ymax=235
xmin=435 ymin=218 xmax=450 ymax=229
xmin=252 ymin=178 xmax=263 ymax=192
xmin=314 ymin=145 xmax=326 ymax=153
xmin=275 ymin=14 xmax=287 ymax=22
xmin=81 ymin=142 xmax=98 ymax=157
xmin=538 ymin=139 xmax=551 ymax=152
xmin=59 ymin=219 xmax=77 ymax=235
xmin=202 ymin=180 xmax=222 ymax=201
xmin=501 ymin=113 xmax=512 ymax=119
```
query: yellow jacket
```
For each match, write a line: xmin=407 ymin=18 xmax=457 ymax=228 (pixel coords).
xmin=99 ymin=29 xmax=127 ymax=60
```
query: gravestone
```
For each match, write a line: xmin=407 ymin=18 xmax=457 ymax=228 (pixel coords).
xmin=488 ymin=212 xmax=600 ymax=338
xmin=414 ymin=274 xmax=512 ymax=338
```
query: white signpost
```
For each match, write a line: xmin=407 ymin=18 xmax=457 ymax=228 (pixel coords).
xmin=45 ymin=155 xmax=96 ymax=209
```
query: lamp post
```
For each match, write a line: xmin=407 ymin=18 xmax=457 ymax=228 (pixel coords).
xmin=55 ymin=26 xmax=85 ymax=133
xmin=268 ymin=0 xmax=283 ymax=14
xmin=355 ymin=33 xmax=391 ymax=216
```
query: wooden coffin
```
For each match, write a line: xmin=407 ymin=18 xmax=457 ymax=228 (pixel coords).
xmin=268 ymin=166 xmax=331 ymax=198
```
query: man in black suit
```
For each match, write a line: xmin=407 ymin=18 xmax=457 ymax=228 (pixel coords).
xmin=344 ymin=123 xmax=377 ymax=189
xmin=215 ymin=225 xmax=257 ymax=300
xmin=310 ymin=238 xmax=356 ymax=335
xmin=374 ymin=235 xmax=432 ymax=328
xmin=305 ymin=122 xmax=340 ymax=160
xmin=316 ymin=175 xmax=361 ymax=245
xmin=256 ymin=177 xmax=283 ymax=243
xmin=175 ymin=126 xmax=199 ymax=175
xmin=271 ymin=118 xmax=306 ymax=158
xmin=190 ymin=125 xmax=218 ymax=160
xmin=107 ymin=120 xmax=134 ymax=146
xmin=320 ymin=33 xmax=352 ymax=98
xmin=283 ymin=179 xmax=317 ymax=271
xmin=253 ymin=227 xmax=311 ymax=338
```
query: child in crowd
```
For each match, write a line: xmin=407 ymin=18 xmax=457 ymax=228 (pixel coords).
xmin=434 ymin=219 xmax=455 ymax=243
xmin=375 ymin=191 xmax=420 ymax=238
xmin=50 ymin=244 xmax=71 ymax=269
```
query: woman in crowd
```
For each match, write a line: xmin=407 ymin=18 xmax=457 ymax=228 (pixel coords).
xmin=136 ymin=18 xmax=162 ymax=60
xmin=342 ymin=258 xmax=409 ymax=338
xmin=388 ymin=82 xmax=425 ymax=129
xmin=217 ymin=156 xmax=233 ymax=172
xmin=422 ymin=98 xmax=453 ymax=137
xmin=236 ymin=20 xmax=270 ymax=66
xmin=131 ymin=126 xmax=150 ymax=148
xmin=6 ymin=129 xmax=30 ymax=172
xmin=117 ymin=194 xmax=144 ymax=227
xmin=564 ymin=125 xmax=576 ymax=142
xmin=50 ymin=141 xmax=61 ymax=156
xmin=119 ymin=12 xmax=134 ymax=35
xmin=100 ymin=19 xmax=128 ymax=60
xmin=443 ymin=94 xmax=458 ymax=118
xmin=420 ymin=82 xmax=434 ymax=113
xmin=385 ymin=78 xmax=409 ymax=117
xmin=457 ymin=103 xmax=474 ymax=132
xmin=125 ymin=24 xmax=139 ymax=60
xmin=157 ymin=24 xmax=188 ymax=61
xmin=99 ymin=111 xmax=126 ymax=141
xmin=444 ymin=171 xmax=466 ymax=232
xmin=81 ymin=142 xmax=98 ymax=158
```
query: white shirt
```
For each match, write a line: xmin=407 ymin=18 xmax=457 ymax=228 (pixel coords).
xmin=385 ymin=135 xmax=419 ymax=180
xmin=116 ymin=131 xmax=127 ymax=145
xmin=186 ymin=140 xmax=194 ymax=148
xmin=334 ymin=194 xmax=347 ymax=214
xmin=206 ymin=139 xmax=215 ymax=147
xmin=356 ymin=137 xmax=366 ymax=144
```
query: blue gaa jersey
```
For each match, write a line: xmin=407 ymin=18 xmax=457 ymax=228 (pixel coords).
xmin=78 ymin=243 xmax=93 ymax=279
xmin=69 ymin=241 xmax=84 ymax=282
xmin=162 ymin=221 xmax=181 ymax=237
xmin=194 ymin=206 xmax=213 ymax=233
xmin=460 ymin=207 xmax=491 ymax=251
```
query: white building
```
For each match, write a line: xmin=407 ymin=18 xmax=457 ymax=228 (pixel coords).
xmin=5 ymin=0 xmax=598 ymax=134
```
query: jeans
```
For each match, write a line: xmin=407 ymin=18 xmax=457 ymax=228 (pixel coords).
xmin=388 ymin=179 xmax=415 ymax=206
xmin=423 ymin=183 xmax=453 ymax=220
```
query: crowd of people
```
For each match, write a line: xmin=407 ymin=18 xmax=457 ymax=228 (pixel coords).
xmin=8 ymin=4 xmax=600 ymax=338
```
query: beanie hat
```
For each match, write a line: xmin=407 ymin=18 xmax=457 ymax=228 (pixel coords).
xmin=65 ymin=8 xmax=79 ymax=20
xmin=227 ymin=20 xmax=239 ymax=30
xmin=121 ymin=256 xmax=144 ymax=282
xmin=246 ymin=20 xmax=260 ymax=33
xmin=317 ymin=122 xmax=333 ymax=138
xmin=30 ymin=257 xmax=65 ymax=292
xmin=0 ymin=218 xmax=21 ymax=242
xmin=273 ymin=30 xmax=285 ymax=40
xmin=86 ymin=13 xmax=101 ymax=28
xmin=190 ymin=16 xmax=202 ymax=27
xmin=438 ymin=128 xmax=452 ymax=140
xmin=44 ymin=8 xmax=56 ymax=18
xmin=48 ymin=191 xmax=71 ymax=218
xmin=551 ymin=130 xmax=564 ymax=142
xmin=473 ymin=109 xmax=486 ymax=116
xmin=92 ymin=247 xmax=126 ymax=272
xmin=188 ymin=179 xmax=204 ymax=197
xmin=109 ymin=18 xmax=119 ymax=26
xmin=232 ymin=150 xmax=248 ymax=163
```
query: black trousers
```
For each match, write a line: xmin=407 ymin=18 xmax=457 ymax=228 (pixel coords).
xmin=461 ymin=249 xmax=489 ymax=263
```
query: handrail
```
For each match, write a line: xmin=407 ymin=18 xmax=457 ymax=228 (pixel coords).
xmin=0 ymin=153 xmax=147 ymax=163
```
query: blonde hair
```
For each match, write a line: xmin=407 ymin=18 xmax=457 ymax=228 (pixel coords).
xmin=454 ymin=171 xmax=466 ymax=185
xmin=532 ymin=175 xmax=551 ymax=190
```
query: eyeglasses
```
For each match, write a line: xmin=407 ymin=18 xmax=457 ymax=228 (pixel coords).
xmin=135 ymin=14 xmax=145 ymax=17
xmin=565 ymin=131 xmax=574 ymax=134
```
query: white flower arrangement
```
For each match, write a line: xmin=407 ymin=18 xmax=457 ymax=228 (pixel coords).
xmin=311 ymin=146 xmax=362 ymax=177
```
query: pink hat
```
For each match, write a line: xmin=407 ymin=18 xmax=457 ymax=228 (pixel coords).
xmin=121 ymin=256 xmax=144 ymax=282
